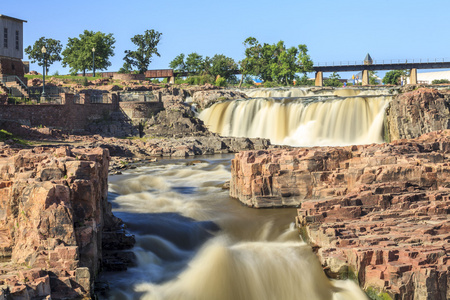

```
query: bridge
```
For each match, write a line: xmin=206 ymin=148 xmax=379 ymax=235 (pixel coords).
xmin=313 ymin=56 xmax=450 ymax=86
xmin=144 ymin=55 xmax=450 ymax=86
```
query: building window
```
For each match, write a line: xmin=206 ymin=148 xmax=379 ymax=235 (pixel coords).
xmin=15 ymin=30 xmax=19 ymax=50
xmin=3 ymin=28 xmax=8 ymax=48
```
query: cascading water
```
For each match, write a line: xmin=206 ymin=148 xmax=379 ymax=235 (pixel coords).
xmin=101 ymin=156 xmax=368 ymax=300
xmin=199 ymin=87 xmax=394 ymax=146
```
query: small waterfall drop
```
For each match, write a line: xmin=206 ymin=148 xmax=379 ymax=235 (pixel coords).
xmin=134 ymin=238 xmax=367 ymax=300
xmin=199 ymin=88 xmax=393 ymax=146
xmin=102 ymin=157 xmax=368 ymax=300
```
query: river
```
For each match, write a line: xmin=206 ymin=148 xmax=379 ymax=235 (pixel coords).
xmin=101 ymin=155 xmax=367 ymax=300
xmin=100 ymin=87 xmax=395 ymax=299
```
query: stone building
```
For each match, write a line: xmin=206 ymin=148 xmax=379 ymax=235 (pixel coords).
xmin=0 ymin=14 xmax=27 ymax=81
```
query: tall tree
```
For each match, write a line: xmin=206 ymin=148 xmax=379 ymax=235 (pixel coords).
xmin=169 ymin=53 xmax=186 ymax=72
xmin=240 ymin=37 xmax=313 ymax=85
xmin=185 ymin=53 xmax=204 ymax=73
xmin=204 ymin=54 xmax=238 ymax=82
xmin=169 ymin=52 xmax=204 ymax=74
xmin=124 ymin=29 xmax=162 ymax=74
xmin=62 ymin=30 xmax=115 ymax=76
xmin=24 ymin=37 xmax=62 ymax=76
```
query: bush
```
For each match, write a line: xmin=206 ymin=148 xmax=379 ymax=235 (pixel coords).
xmin=432 ymin=79 xmax=450 ymax=84
xmin=263 ymin=81 xmax=278 ymax=87
xmin=186 ymin=75 xmax=214 ymax=85
xmin=82 ymin=77 xmax=89 ymax=86
xmin=295 ymin=75 xmax=314 ymax=86
xmin=215 ymin=77 xmax=227 ymax=87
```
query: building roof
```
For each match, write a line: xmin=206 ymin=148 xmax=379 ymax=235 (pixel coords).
xmin=364 ymin=53 xmax=373 ymax=63
xmin=0 ymin=14 xmax=27 ymax=23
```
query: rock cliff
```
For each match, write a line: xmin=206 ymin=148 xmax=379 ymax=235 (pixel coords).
xmin=0 ymin=146 xmax=133 ymax=299
xmin=385 ymin=88 xmax=450 ymax=141
xmin=230 ymin=130 xmax=450 ymax=299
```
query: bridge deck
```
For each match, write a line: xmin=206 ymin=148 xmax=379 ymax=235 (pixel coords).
xmin=313 ymin=62 xmax=450 ymax=72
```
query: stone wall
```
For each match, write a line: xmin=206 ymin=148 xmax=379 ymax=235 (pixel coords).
xmin=119 ymin=101 xmax=164 ymax=121
xmin=118 ymin=91 xmax=158 ymax=102
xmin=112 ymin=73 xmax=145 ymax=81
xmin=0 ymin=146 xmax=132 ymax=299
xmin=0 ymin=93 xmax=119 ymax=131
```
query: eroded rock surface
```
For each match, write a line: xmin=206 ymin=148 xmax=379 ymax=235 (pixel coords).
xmin=0 ymin=146 xmax=133 ymax=299
xmin=386 ymin=88 xmax=450 ymax=141
xmin=230 ymin=130 xmax=450 ymax=299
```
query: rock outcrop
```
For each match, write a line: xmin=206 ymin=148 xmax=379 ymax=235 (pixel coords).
xmin=192 ymin=90 xmax=248 ymax=110
xmin=0 ymin=146 xmax=133 ymax=299
xmin=230 ymin=130 xmax=450 ymax=299
xmin=385 ymin=88 xmax=450 ymax=141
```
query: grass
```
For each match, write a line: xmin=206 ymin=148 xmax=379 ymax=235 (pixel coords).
xmin=365 ymin=287 xmax=393 ymax=300
xmin=25 ymin=74 xmax=104 ymax=81
xmin=0 ymin=129 xmax=32 ymax=146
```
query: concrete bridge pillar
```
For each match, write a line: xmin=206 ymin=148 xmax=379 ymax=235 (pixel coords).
xmin=410 ymin=68 xmax=418 ymax=84
xmin=169 ymin=76 xmax=175 ymax=84
xmin=315 ymin=71 xmax=323 ymax=87
xmin=362 ymin=70 xmax=369 ymax=86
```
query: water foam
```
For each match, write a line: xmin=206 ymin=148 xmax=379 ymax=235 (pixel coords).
xmin=199 ymin=88 xmax=392 ymax=146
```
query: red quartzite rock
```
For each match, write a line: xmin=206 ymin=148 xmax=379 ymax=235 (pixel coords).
xmin=230 ymin=130 xmax=450 ymax=299
xmin=0 ymin=146 xmax=132 ymax=299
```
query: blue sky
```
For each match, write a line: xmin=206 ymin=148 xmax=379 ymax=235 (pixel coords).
xmin=3 ymin=0 xmax=449 ymax=78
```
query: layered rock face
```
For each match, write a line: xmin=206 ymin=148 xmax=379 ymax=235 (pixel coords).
xmin=191 ymin=90 xmax=248 ymax=109
xmin=385 ymin=88 xmax=450 ymax=141
xmin=230 ymin=130 xmax=450 ymax=298
xmin=0 ymin=146 xmax=131 ymax=299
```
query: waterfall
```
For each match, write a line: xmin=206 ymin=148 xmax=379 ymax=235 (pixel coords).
xmin=198 ymin=88 xmax=392 ymax=147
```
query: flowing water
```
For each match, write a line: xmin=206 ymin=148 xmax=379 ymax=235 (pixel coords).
xmin=101 ymin=155 xmax=368 ymax=300
xmin=99 ymin=88 xmax=391 ymax=299
xmin=199 ymin=87 xmax=395 ymax=146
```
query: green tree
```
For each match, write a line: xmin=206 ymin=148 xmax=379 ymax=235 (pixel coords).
xmin=369 ymin=71 xmax=379 ymax=85
xmin=240 ymin=37 xmax=313 ymax=85
xmin=62 ymin=30 xmax=115 ymax=76
xmin=185 ymin=53 xmax=204 ymax=73
xmin=24 ymin=37 xmax=62 ymax=76
xmin=204 ymin=54 xmax=238 ymax=83
xmin=169 ymin=53 xmax=186 ymax=72
xmin=324 ymin=72 xmax=343 ymax=87
xmin=295 ymin=74 xmax=314 ymax=86
xmin=124 ymin=29 xmax=162 ymax=74
xmin=382 ymin=70 xmax=407 ymax=85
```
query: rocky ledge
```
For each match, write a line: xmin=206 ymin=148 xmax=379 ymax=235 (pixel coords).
xmin=230 ymin=130 xmax=450 ymax=299
xmin=0 ymin=146 xmax=134 ymax=299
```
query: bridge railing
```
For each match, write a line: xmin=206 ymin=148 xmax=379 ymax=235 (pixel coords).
xmin=315 ymin=58 xmax=450 ymax=67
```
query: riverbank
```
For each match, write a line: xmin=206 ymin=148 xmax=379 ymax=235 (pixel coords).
xmin=1 ymin=86 xmax=450 ymax=299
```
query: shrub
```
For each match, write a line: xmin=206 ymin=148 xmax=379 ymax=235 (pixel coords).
xmin=186 ymin=75 xmax=214 ymax=85
xmin=432 ymin=79 xmax=450 ymax=84
xmin=215 ymin=77 xmax=227 ymax=87
xmin=82 ymin=77 xmax=89 ymax=86
xmin=263 ymin=81 xmax=278 ymax=87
